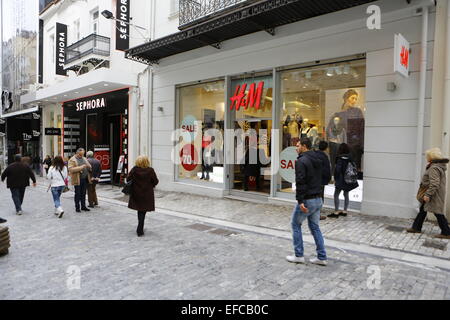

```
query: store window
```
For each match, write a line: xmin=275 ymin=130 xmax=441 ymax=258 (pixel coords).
xmin=278 ymin=59 xmax=366 ymax=202
xmin=177 ymin=80 xmax=225 ymax=184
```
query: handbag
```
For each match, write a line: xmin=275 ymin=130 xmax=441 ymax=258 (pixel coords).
xmin=416 ymin=184 xmax=428 ymax=203
xmin=122 ymin=179 xmax=132 ymax=195
xmin=59 ymin=170 xmax=70 ymax=193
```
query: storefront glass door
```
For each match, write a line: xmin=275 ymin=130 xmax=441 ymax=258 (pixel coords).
xmin=229 ymin=73 xmax=273 ymax=195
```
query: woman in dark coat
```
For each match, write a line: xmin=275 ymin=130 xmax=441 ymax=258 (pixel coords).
xmin=127 ymin=156 xmax=159 ymax=237
xmin=328 ymin=143 xmax=359 ymax=218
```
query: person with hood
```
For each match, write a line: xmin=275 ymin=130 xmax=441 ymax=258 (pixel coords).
xmin=286 ymin=138 xmax=327 ymax=266
xmin=315 ymin=141 xmax=332 ymax=221
xmin=328 ymin=143 xmax=359 ymax=218
xmin=127 ymin=156 xmax=159 ymax=237
xmin=1 ymin=154 xmax=37 ymax=215
xmin=407 ymin=148 xmax=450 ymax=239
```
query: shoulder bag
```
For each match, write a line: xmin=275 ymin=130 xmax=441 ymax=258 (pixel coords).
xmin=121 ymin=179 xmax=132 ymax=195
xmin=59 ymin=169 xmax=70 ymax=193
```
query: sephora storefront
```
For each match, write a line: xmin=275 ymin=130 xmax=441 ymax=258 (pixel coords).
xmin=62 ymin=88 xmax=129 ymax=184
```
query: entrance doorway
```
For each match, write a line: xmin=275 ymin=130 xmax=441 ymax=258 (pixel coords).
xmin=228 ymin=73 xmax=273 ymax=197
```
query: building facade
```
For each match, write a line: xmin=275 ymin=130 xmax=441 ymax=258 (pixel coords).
xmin=19 ymin=0 xmax=152 ymax=184
xmin=126 ymin=0 xmax=450 ymax=220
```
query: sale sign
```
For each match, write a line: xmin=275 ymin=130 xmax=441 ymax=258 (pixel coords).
xmin=279 ymin=147 xmax=298 ymax=184
xmin=394 ymin=33 xmax=410 ymax=78
xmin=180 ymin=144 xmax=199 ymax=172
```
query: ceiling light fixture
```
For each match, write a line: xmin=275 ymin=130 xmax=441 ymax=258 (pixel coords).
xmin=326 ymin=68 xmax=334 ymax=77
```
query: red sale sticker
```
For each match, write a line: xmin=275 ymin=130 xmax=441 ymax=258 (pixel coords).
xmin=180 ymin=144 xmax=199 ymax=172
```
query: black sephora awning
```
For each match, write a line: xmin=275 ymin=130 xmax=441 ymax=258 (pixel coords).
xmin=126 ymin=0 xmax=377 ymax=65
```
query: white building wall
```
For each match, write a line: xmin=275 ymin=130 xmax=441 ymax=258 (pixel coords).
xmin=148 ymin=0 xmax=436 ymax=218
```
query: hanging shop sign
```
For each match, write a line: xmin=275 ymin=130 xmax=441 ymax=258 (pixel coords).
xmin=45 ymin=128 xmax=61 ymax=136
xmin=279 ymin=147 xmax=298 ymax=184
xmin=230 ymin=81 xmax=265 ymax=111
xmin=116 ymin=0 xmax=130 ymax=51
xmin=394 ymin=33 xmax=410 ymax=78
xmin=56 ymin=23 xmax=68 ymax=76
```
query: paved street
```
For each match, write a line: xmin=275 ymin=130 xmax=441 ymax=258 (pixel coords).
xmin=1 ymin=182 xmax=450 ymax=300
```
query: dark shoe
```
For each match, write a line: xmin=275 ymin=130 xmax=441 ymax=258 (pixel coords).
xmin=76 ymin=209 xmax=81 ymax=213
xmin=338 ymin=212 xmax=348 ymax=217
xmin=406 ymin=228 xmax=421 ymax=234
xmin=0 ymin=218 xmax=7 ymax=224
xmin=320 ymin=216 xmax=327 ymax=221
xmin=88 ymin=205 xmax=95 ymax=208
xmin=137 ymin=230 xmax=144 ymax=237
xmin=327 ymin=213 xmax=339 ymax=218
xmin=81 ymin=207 xmax=90 ymax=212
xmin=433 ymin=234 xmax=450 ymax=240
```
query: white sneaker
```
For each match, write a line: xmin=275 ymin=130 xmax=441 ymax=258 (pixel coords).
xmin=57 ymin=207 xmax=64 ymax=219
xmin=309 ymin=258 xmax=328 ymax=266
xmin=16 ymin=211 xmax=22 ymax=216
xmin=54 ymin=208 xmax=59 ymax=216
xmin=286 ymin=256 xmax=306 ymax=264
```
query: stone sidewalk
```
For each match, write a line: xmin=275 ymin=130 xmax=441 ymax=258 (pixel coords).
xmin=35 ymin=177 xmax=450 ymax=261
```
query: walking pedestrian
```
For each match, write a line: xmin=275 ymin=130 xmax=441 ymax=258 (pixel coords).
xmin=68 ymin=148 xmax=92 ymax=213
xmin=86 ymin=151 xmax=101 ymax=208
xmin=47 ymin=156 xmax=68 ymax=218
xmin=407 ymin=148 xmax=450 ymax=239
xmin=286 ymin=138 xmax=327 ymax=266
xmin=328 ymin=143 xmax=359 ymax=218
xmin=43 ymin=155 xmax=52 ymax=175
xmin=127 ymin=156 xmax=159 ymax=237
xmin=1 ymin=154 xmax=37 ymax=215
xmin=315 ymin=141 xmax=332 ymax=221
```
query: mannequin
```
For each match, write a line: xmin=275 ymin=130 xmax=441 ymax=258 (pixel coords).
xmin=327 ymin=116 xmax=347 ymax=174
xmin=301 ymin=118 xmax=311 ymax=139
xmin=307 ymin=124 xmax=319 ymax=149
xmin=288 ymin=115 xmax=300 ymax=146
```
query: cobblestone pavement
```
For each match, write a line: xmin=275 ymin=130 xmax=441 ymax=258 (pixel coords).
xmin=83 ymin=179 xmax=450 ymax=260
xmin=1 ymin=182 xmax=450 ymax=300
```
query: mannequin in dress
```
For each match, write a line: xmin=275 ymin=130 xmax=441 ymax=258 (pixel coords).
xmin=327 ymin=116 xmax=347 ymax=175
xmin=288 ymin=115 xmax=300 ymax=146
xmin=307 ymin=124 xmax=319 ymax=149
xmin=301 ymin=118 xmax=311 ymax=139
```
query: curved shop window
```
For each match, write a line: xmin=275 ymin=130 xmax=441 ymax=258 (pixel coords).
xmin=278 ymin=59 xmax=366 ymax=203
xmin=177 ymin=80 xmax=225 ymax=184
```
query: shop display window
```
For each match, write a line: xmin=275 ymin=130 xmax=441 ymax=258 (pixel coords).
xmin=177 ymin=80 xmax=225 ymax=184
xmin=278 ymin=60 xmax=366 ymax=202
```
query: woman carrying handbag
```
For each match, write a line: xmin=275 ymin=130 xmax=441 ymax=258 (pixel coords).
xmin=127 ymin=156 xmax=159 ymax=237
xmin=407 ymin=148 xmax=450 ymax=239
xmin=47 ymin=156 xmax=69 ymax=219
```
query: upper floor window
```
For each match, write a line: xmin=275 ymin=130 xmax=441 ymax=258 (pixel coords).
xmin=91 ymin=9 xmax=99 ymax=34
xmin=73 ymin=19 xmax=80 ymax=42
xmin=49 ymin=33 xmax=55 ymax=64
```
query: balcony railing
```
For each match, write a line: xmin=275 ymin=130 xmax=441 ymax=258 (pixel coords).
xmin=179 ymin=0 xmax=250 ymax=28
xmin=66 ymin=34 xmax=110 ymax=65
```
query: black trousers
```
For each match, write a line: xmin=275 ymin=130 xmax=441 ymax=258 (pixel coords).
xmin=74 ymin=178 xmax=88 ymax=210
xmin=137 ymin=211 xmax=147 ymax=234
xmin=10 ymin=187 xmax=26 ymax=212
xmin=412 ymin=204 xmax=450 ymax=235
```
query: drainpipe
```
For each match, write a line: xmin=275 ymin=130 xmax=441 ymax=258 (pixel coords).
xmin=442 ymin=0 xmax=450 ymax=219
xmin=414 ymin=3 xmax=433 ymax=209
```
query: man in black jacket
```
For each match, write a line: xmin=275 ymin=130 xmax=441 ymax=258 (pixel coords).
xmin=315 ymin=141 xmax=332 ymax=220
xmin=1 ymin=154 xmax=37 ymax=215
xmin=286 ymin=138 xmax=328 ymax=266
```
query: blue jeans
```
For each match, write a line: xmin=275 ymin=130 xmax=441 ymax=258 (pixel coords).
xmin=10 ymin=187 xmax=26 ymax=212
xmin=291 ymin=198 xmax=327 ymax=260
xmin=51 ymin=186 xmax=65 ymax=208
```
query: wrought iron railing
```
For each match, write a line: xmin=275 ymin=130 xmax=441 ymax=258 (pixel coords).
xmin=179 ymin=0 xmax=250 ymax=28
xmin=66 ymin=34 xmax=110 ymax=65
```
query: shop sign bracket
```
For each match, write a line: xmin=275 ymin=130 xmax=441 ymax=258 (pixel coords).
xmin=193 ymin=34 xmax=222 ymax=50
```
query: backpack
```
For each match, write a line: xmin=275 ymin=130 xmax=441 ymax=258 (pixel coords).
xmin=344 ymin=160 xmax=358 ymax=184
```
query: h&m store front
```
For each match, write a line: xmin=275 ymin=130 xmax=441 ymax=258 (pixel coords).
xmin=62 ymin=88 xmax=129 ymax=184
xmin=175 ymin=56 xmax=366 ymax=210
xmin=128 ymin=0 xmax=438 ymax=219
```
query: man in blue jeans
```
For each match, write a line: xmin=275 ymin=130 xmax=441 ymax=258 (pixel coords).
xmin=287 ymin=138 xmax=328 ymax=266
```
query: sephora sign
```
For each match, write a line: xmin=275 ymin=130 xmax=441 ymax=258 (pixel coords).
xmin=56 ymin=23 xmax=67 ymax=76
xmin=116 ymin=0 xmax=130 ymax=51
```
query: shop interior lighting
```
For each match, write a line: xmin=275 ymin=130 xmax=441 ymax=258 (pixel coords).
xmin=326 ymin=68 xmax=334 ymax=77
xmin=343 ymin=65 xmax=350 ymax=75
xmin=305 ymin=71 xmax=312 ymax=79
xmin=335 ymin=66 xmax=343 ymax=75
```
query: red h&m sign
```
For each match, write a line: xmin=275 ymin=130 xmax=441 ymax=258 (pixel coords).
xmin=394 ymin=33 xmax=410 ymax=78
xmin=230 ymin=81 xmax=265 ymax=111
